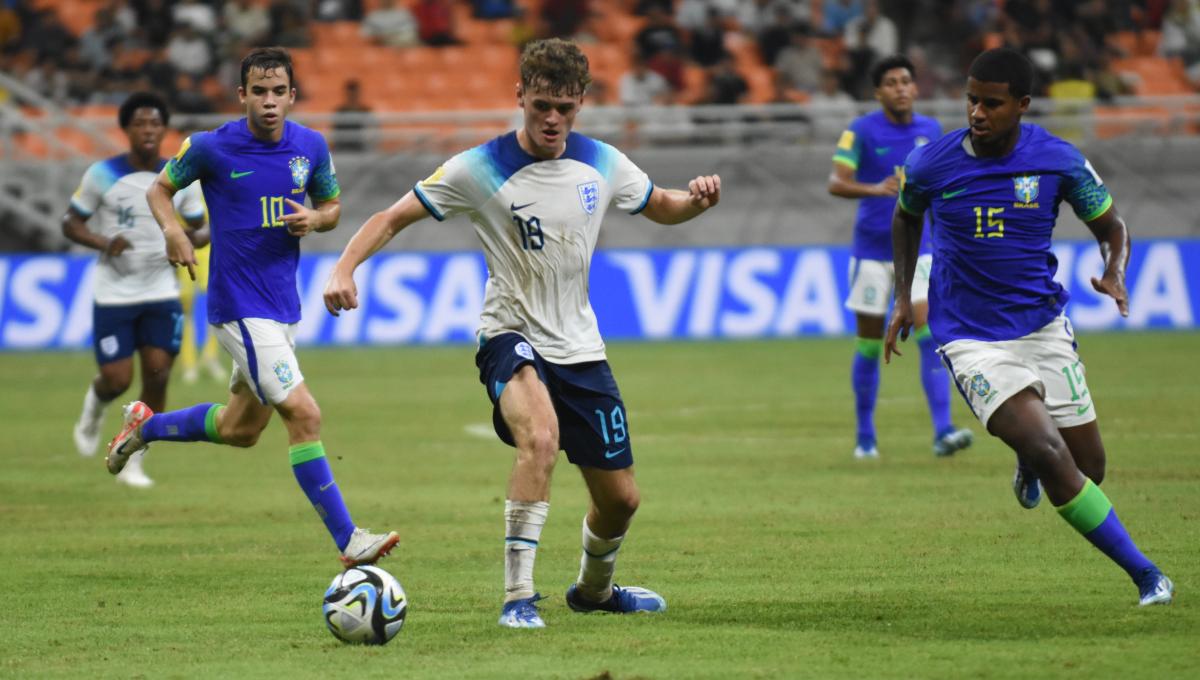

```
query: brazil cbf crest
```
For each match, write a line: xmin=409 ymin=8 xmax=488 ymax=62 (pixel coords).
xmin=577 ymin=181 xmax=599 ymax=215
xmin=273 ymin=358 xmax=294 ymax=387
xmin=1013 ymin=175 xmax=1040 ymax=204
xmin=289 ymin=156 xmax=312 ymax=190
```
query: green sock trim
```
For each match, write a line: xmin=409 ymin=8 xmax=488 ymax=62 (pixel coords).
xmin=856 ymin=338 xmax=883 ymax=359
xmin=204 ymin=404 xmax=225 ymax=444
xmin=913 ymin=325 xmax=933 ymax=342
xmin=1056 ymin=479 xmax=1113 ymax=534
xmin=289 ymin=441 xmax=326 ymax=466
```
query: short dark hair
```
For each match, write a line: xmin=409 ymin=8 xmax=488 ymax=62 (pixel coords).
xmin=118 ymin=92 xmax=169 ymax=128
xmin=871 ymin=55 xmax=915 ymax=88
xmin=520 ymin=38 xmax=592 ymax=98
xmin=240 ymin=47 xmax=294 ymax=88
xmin=968 ymin=47 xmax=1035 ymax=99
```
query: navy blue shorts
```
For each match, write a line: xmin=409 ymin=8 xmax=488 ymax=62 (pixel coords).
xmin=93 ymin=299 xmax=184 ymax=365
xmin=476 ymin=333 xmax=633 ymax=470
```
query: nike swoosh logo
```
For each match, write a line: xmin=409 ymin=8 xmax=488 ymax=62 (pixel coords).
xmin=510 ymin=201 xmax=535 ymax=211
xmin=1076 ymin=402 xmax=1092 ymax=416
xmin=319 ymin=481 xmax=335 ymax=491
xmin=942 ymin=188 xmax=967 ymax=199
xmin=230 ymin=170 xmax=255 ymax=179
xmin=874 ymin=147 xmax=891 ymax=155
xmin=604 ymin=448 xmax=626 ymax=459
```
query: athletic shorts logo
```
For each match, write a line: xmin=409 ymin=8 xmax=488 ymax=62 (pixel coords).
xmin=578 ymin=181 xmax=599 ymax=215
xmin=289 ymin=156 xmax=312 ymax=190
xmin=914 ymin=136 xmax=930 ymax=147
xmin=273 ymin=358 xmax=294 ymax=386
xmin=100 ymin=335 xmax=119 ymax=357
xmin=969 ymin=373 xmax=995 ymax=403
xmin=514 ymin=342 xmax=535 ymax=361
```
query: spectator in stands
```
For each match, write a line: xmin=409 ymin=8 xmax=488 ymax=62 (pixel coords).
xmin=80 ymin=6 xmax=126 ymax=75
xmin=362 ymin=0 xmax=418 ymax=48
xmin=634 ymin=0 xmax=674 ymax=16
xmin=223 ymin=0 xmax=272 ymax=49
xmin=271 ymin=1 xmax=312 ymax=47
xmin=332 ymin=79 xmax=375 ymax=152
xmin=636 ymin=6 xmax=684 ymax=60
xmin=133 ymin=0 xmax=175 ymax=49
xmin=166 ymin=21 xmax=213 ymax=78
xmin=775 ymin=22 xmax=824 ymax=95
xmin=690 ymin=7 xmax=728 ymax=67
xmin=314 ymin=0 xmax=365 ymax=22
xmin=676 ymin=0 xmax=731 ymax=32
xmin=172 ymin=0 xmax=217 ymax=35
xmin=1091 ymin=51 xmax=1135 ymax=100
xmin=620 ymin=50 xmax=672 ymax=106
xmin=810 ymin=68 xmax=855 ymax=108
xmin=172 ymin=72 xmax=216 ymax=114
xmin=758 ymin=5 xmax=797 ymax=66
xmin=22 ymin=56 xmax=69 ymax=104
xmin=1161 ymin=0 xmax=1200 ymax=87
xmin=540 ymin=0 xmax=588 ymax=40
xmin=822 ymin=0 xmax=864 ymax=36
xmin=414 ymin=0 xmax=459 ymax=46
xmin=844 ymin=0 xmax=898 ymax=96
xmin=704 ymin=55 xmax=748 ymax=104
xmin=108 ymin=0 xmax=140 ymax=40
xmin=739 ymin=1 xmax=807 ymax=37
xmin=143 ymin=46 xmax=178 ymax=103
xmin=473 ymin=0 xmax=517 ymax=20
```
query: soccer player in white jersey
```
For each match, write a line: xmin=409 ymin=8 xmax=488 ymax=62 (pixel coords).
xmin=324 ymin=38 xmax=722 ymax=628
xmin=63 ymin=92 xmax=207 ymax=488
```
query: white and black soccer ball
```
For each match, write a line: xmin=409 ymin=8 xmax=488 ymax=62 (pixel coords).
xmin=322 ymin=565 xmax=407 ymax=645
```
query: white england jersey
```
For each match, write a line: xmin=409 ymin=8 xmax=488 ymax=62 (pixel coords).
xmin=70 ymin=155 xmax=205 ymax=306
xmin=414 ymin=131 xmax=652 ymax=363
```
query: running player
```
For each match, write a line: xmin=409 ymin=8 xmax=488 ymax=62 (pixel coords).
xmin=828 ymin=54 xmax=972 ymax=460
xmin=105 ymin=48 xmax=398 ymax=567
xmin=323 ymin=38 xmax=721 ymax=627
xmin=65 ymin=92 xmax=207 ymax=488
xmin=885 ymin=47 xmax=1173 ymax=605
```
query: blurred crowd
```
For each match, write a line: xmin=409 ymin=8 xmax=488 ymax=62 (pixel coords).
xmin=1 ymin=0 xmax=1198 ymax=115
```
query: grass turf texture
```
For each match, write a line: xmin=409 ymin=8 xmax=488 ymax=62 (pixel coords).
xmin=1 ymin=333 xmax=1196 ymax=679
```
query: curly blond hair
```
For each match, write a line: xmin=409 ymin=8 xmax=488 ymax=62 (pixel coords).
xmin=519 ymin=38 xmax=592 ymax=98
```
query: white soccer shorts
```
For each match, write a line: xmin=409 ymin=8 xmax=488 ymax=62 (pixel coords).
xmin=845 ymin=254 xmax=931 ymax=316
xmin=212 ymin=318 xmax=304 ymax=406
xmin=939 ymin=314 xmax=1097 ymax=429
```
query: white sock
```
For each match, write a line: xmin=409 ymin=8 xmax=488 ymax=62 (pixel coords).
xmin=576 ymin=516 xmax=625 ymax=602
xmin=80 ymin=385 xmax=111 ymax=428
xmin=504 ymin=500 xmax=549 ymax=603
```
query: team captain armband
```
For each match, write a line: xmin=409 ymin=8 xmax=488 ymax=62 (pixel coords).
xmin=165 ymin=135 xmax=203 ymax=189
xmin=832 ymin=129 xmax=860 ymax=169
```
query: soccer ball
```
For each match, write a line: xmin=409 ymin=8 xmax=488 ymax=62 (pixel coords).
xmin=322 ymin=565 xmax=407 ymax=645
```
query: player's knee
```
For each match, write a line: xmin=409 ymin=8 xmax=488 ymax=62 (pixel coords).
xmin=97 ymin=373 xmax=132 ymax=398
xmin=221 ymin=422 xmax=263 ymax=448
xmin=1024 ymin=434 xmax=1072 ymax=476
xmin=519 ymin=427 xmax=558 ymax=467
xmin=606 ymin=488 xmax=640 ymax=520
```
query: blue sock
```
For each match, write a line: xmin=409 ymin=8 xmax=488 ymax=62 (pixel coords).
xmin=916 ymin=329 xmax=953 ymax=437
xmin=141 ymin=403 xmax=223 ymax=443
xmin=852 ymin=339 xmax=881 ymax=448
xmin=1058 ymin=480 xmax=1157 ymax=581
xmin=290 ymin=442 xmax=356 ymax=551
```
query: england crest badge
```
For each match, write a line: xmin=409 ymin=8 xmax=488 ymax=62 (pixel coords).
xmin=577 ymin=181 xmax=599 ymax=215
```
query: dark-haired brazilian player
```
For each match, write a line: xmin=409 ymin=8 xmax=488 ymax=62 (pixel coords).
xmin=828 ymin=54 xmax=972 ymax=460
xmin=64 ymin=92 xmax=208 ymax=488
xmin=886 ymin=48 xmax=1173 ymax=605
xmin=106 ymin=48 xmax=398 ymax=568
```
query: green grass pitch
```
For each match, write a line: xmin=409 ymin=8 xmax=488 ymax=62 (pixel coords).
xmin=1 ymin=333 xmax=1196 ymax=679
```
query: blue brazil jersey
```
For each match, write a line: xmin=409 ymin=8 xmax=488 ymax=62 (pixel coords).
xmin=898 ymin=123 xmax=1113 ymax=344
xmin=833 ymin=110 xmax=941 ymax=260
xmin=164 ymin=119 xmax=340 ymax=325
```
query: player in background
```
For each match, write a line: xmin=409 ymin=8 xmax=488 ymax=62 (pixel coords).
xmin=177 ymin=238 xmax=225 ymax=385
xmin=828 ymin=54 xmax=973 ymax=460
xmin=886 ymin=48 xmax=1173 ymax=605
xmin=323 ymin=38 xmax=721 ymax=628
xmin=65 ymin=92 xmax=208 ymax=489
xmin=105 ymin=47 xmax=398 ymax=568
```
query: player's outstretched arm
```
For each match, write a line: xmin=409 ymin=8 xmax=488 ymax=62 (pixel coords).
xmin=147 ymin=173 xmax=197 ymax=280
xmin=884 ymin=205 xmax=924 ymax=363
xmin=1084 ymin=205 xmax=1131 ymax=318
xmin=640 ymin=175 xmax=721 ymax=225
xmin=324 ymin=190 xmax=430 ymax=316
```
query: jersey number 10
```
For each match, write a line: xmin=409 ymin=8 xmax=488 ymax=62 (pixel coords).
xmin=260 ymin=196 xmax=286 ymax=228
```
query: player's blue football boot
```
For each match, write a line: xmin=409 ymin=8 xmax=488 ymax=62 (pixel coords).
xmin=566 ymin=584 xmax=667 ymax=614
xmin=1012 ymin=464 xmax=1041 ymax=509
xmin=1136 ymin=569 xmax=1174 ymax=606
xmin=933 ymin=427 xmax=974 ymax=457
xmin=498 ymin=593 xmax=545 ymax=628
